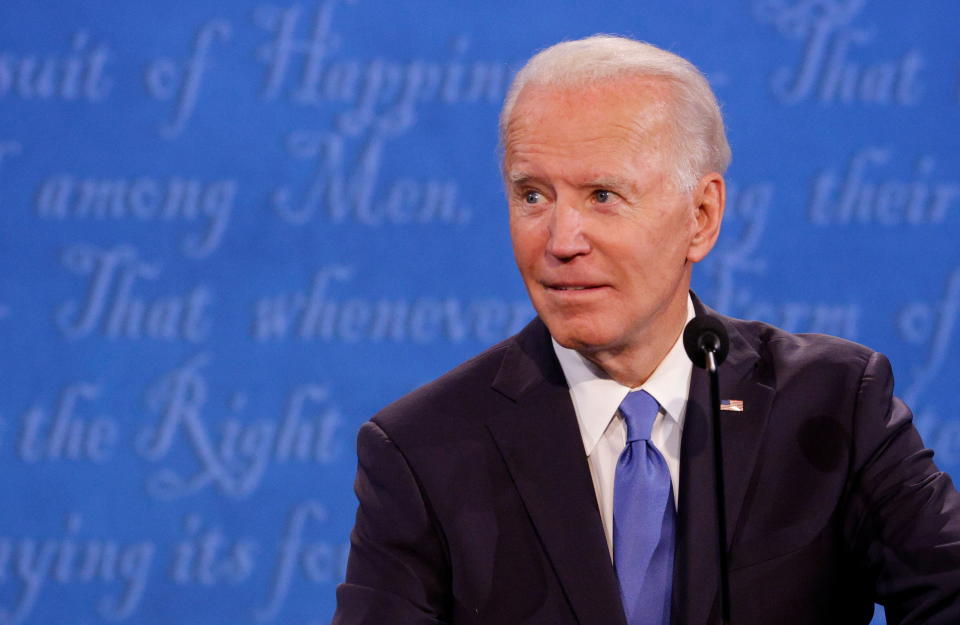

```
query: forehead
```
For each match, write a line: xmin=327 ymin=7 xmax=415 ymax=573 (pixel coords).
xmin=503 ymin=76 xmax=675 ymax=177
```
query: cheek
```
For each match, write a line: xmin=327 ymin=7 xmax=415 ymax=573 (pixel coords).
xmin=510 ymin=223 xmax=545 ymax=266
xmin=648 ymin=211 xmax=695 ymax=257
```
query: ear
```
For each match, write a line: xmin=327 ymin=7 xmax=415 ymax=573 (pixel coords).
xmin=687 ymin=173 xmax=725 ymax=263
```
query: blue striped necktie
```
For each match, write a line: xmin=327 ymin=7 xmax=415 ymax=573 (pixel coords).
xmin=613 ymin=390 xmax=675 ymax=625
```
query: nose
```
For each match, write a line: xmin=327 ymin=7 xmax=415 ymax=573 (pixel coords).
xmin=546 ymin=204 xmax=590 ymax=260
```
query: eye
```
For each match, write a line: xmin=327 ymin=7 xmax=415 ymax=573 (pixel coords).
xmin=524 ymin=190 xmax=543 ymax=204
xmin=594 ymin=189 xmax=614 ymax=203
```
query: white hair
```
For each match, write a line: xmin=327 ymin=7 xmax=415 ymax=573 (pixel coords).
xmin=500 ymin=35 xmax=732 ymax=192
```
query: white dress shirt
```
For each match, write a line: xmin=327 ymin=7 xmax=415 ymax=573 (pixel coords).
xmin=552 ymin=296 xmax=695 ymax=558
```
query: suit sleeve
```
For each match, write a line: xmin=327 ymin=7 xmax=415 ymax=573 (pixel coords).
xmin=848 ymin=351 xmax=960 ymax=625
xmin=332 ymin=420 xmax=452 ymax=625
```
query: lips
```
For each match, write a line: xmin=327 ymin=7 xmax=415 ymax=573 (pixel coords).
xmin=543 ymin=281 xmax=608 ymax=292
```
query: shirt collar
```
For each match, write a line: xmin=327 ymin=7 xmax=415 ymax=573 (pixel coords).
xmin=553 ymin=295 xmax=695 ymax=455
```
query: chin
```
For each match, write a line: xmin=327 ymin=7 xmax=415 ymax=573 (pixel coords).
xmin=543 ymin=317 xmax=619 ymax=355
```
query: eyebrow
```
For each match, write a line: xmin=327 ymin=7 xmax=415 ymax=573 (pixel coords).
xmin=508 ymin=172 xmax=629 ymax=185
xmin=506 ymin=172 xmax=637 ymax=195
xmin=584 ymin=177 xmax=633 ymax=191
xmin=507 ymin=171 xmax=535 ymax=185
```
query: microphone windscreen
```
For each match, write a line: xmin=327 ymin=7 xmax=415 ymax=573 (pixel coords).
xmin=683 ymin=315 xmax=730 ymax=369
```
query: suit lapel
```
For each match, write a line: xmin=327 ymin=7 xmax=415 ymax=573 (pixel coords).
xmin=486 ymin=319 xmax=627 ymax=625
xmin=674 ymin=299 xmax=775 ymax=625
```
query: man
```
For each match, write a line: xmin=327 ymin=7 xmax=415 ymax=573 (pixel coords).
xmin=333 ymin=35 xmax=960 ymax=625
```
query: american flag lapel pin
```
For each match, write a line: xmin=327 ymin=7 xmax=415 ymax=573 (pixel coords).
xmin=720 ymin=399 xmax=744 ymax=412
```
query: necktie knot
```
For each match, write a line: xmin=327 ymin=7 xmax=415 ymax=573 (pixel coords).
xmin=619 ymin=390 xmax=659 ymax=443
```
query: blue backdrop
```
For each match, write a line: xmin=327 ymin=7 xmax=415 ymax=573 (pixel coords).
xmin=1 ymin=1 xmax=958 ymax=623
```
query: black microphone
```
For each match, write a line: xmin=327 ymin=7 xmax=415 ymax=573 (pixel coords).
xmin=683 ymin=314 xmax=729 ymax=372
xmin=683 ymin=314 xmax=732 ymax=624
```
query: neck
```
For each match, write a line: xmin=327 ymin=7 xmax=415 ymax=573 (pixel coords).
xmin=580 ymin=291 xmax=689 ymax=388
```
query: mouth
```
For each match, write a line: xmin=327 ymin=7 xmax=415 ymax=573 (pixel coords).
xmin=543 ymin=283 xmax=608 ymax=293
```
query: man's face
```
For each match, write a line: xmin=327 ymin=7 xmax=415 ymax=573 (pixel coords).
xmin=504 ymin=76 xmax=710 ymax=358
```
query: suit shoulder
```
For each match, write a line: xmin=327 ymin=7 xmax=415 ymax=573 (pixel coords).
xmin=370 ymin=335 xmax=515 ymax=436
xmin=720 ymin=315 xmax=896 ymax=416
xmin=727 ymin=315 xmax=880 ymax=371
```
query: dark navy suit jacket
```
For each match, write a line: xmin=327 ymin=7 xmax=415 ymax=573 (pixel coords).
xmin=333 ymin=299 xmax=960 ymax=624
